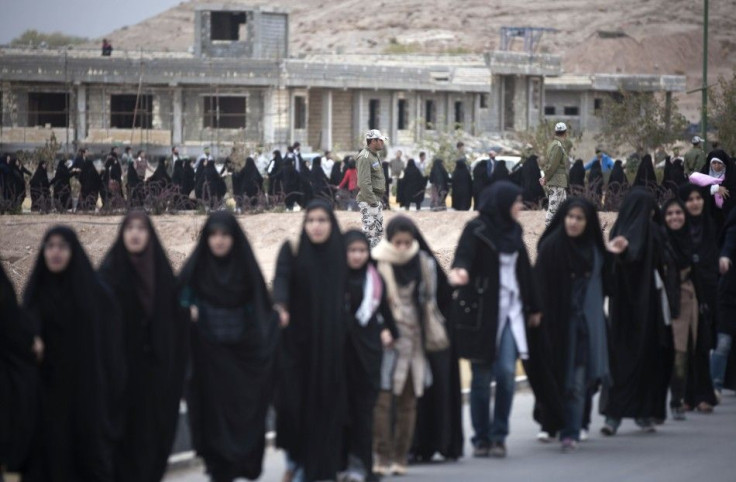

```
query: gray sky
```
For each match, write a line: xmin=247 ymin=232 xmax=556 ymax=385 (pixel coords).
xmin=0 ymin=0 xmax=182 ymax=44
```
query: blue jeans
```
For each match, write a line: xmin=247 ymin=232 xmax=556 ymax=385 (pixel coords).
xmin=561 ymin=365 xmax=587 ymax=441
xmin=711 ymin=333 xmax=733 ymax=392
xmin=470 ymin=323 xmax=518 ymax=445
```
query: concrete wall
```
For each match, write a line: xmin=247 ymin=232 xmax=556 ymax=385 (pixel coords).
xmin=181 ymin=88 xmax=264 ymax=145
xmin=331 ymin=89 xmax=354 ymax=151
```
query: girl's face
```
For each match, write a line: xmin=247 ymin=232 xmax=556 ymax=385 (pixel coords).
xmin=305 ymin=208 xmax=332 ymax=244
xmin=207 ymin=228 xmax=234 ymax=258
xmin=711 ymin=161 xmax=725 ymax=173
xmin=44 ymin=234 xmax=72 ymax=274
xmin=564 ymin=206 xmax=587 ymax=238
xmin=347 ymin=241 xmax=370 ymax=270
xmin=665 ymin=203 xmax=686 ymax=231
xmin=390 ymin=231 xmax=415 ymax=252
xmin=510 ymin=195 xmax=524 ymax=221
xmin=123 ymin=218 xmax=150 ymax=254
xmin=686 ymin=190 xmax=704 ymax=217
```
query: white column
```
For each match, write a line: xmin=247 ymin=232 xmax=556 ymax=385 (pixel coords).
xmin=390 ymin=91 xmax=399 ymax=143
xmin=263 ymin=88 xmax=275 ymax=146
xmin=353 ymin=90 xmax=364 ymax=144
xmin=76 ymin=84 xmax=87 ymax=142
xmin=172 ymin=86 xmax=183 ymax=146
xmin=321 ymin=89 xmax=332 ymax=151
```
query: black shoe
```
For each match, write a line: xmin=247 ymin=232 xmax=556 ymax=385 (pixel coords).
xmin=473 ymin=442 xmax=490 ymax=458
xmin=489 ymin=442 xmax=507 ymax=458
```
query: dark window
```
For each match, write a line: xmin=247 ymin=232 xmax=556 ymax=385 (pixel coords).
xmin=564 ymin=106 xmax=580 ymax=116
xmin=480 ymin=93 xmax=489 ymax=109
xmin=425 ymin=100 xmax=436 ymax=130
xmin=210 ymin=11 xmax=247 ymax=41
xmin=294 ymin=96 xmax=306 ymax=129
xmin=611 ymin=92 xmax=624 ymax=104
xmin=27 ymin=92 xmax=69 ymax=127
xmin=594 ymin=98 xmax=603 ymax=114
xmin=397 ymin=99 xmax=408 ymax=130
xmin=454 ymin=101 xmax=464 ymax=129
xmin=369 ymin=99 xmax=380 ymax=130
xmin=203 ymin=96 xmax=246 ymax=129
xmin=110 ymin=94 xmax=152 ymax=129
xmin=544 ymin=106 xmax=556 ymax=116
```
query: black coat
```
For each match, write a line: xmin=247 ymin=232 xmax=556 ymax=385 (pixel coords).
xmin=451 ymin=218 xmax=540 ymax=363
xmin=451 ymin=161 xmax=473 ymax=211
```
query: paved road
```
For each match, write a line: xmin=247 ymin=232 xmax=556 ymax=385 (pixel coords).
xmin=165 ymin=389 xmax=736 ymax=482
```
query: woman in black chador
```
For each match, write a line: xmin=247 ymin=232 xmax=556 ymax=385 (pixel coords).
xmin=587 ymin=159 xmax=604 ymax=208
xmin=22 ymin=226 xmax=126 ymax=481
xmin=517 ymin=155 xmax=546 ymax=208
xmin=179 ymin=212 xmax=279 ymax=482
xmin=50 ymin=158 xmax=72 ymax=212
xmin=78 ymin=155 xmax=101 ymax=211
xmin=633 ymin=154 xmax=659 ymax=195
xmin=603 ymin=160 xmax=629 ymax=212
xmin=127 ymin=162 xmax=144 ymax=208
xmin=569 ymin=159 xmax=586 ymax=196
xmin=273 ymin=200 xmax=348 ymax=482
xmin=341 ymin=230 xmax=399 ymax=482
xmin=310 ymin=157 xmax=331 ymax=202
xmin=451 ymin=158 xmax=473 ymax=211
xmin=600 ymin=189 xmax=676 ymax=435
xmin=98 ymin=211 xmax=189 ymax=482
xmin=29 ymin=161 xmax=51 ymax=212
xmin=529 ymin=198 xmax=622 ymax=451
xmin=238 ymin=157 xmax=264 ymax=208
xmin=400 ymin=159 xmax=426 ymax=211
xmin=1 ymin=264 xmax=36 ymax=478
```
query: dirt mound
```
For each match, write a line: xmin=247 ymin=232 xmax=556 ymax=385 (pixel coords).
xmin=0 ymin=209 xmax=619 ymax=295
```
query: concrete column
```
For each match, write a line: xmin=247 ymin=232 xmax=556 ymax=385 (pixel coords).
xmin=353 ymin=90 xmax=364 ymax=142
xmin=390 ymin=91 xmax=399 ymax=144
xmin=321 ymin=88 xmax=332 ymax=151
xmin=263 ymin=88 xmax=275 ymax=146
xmin=76 ymin=84 xmax=87 ymax=142
xmin=415 ymin=91 xmax=422 ymax=143
xmin=579 ymin=91 xmax=590 ymax=133
xmin=172 ymin=86 xmax=183 ymax=145
xmin=445 ymin=92 xmax=452 ymax=130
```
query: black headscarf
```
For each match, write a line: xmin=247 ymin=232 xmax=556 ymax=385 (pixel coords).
xmin=344 ymin=230 xmax=371 ymax=313
xmin=518 ymin=155 xmax=545 ymax=205
xmin=678 ymin=183 xmax=713 ymax=248
xmin=609 ymin=160 xmax=627 ymax=186
xmin=179 ymin=212 xmax=260 ymax=308
xmin=588 ymin=159 xmax=604 ymax=196
xmin=662 ymin=198 xmax=692 ymax=270
xmin=477 ymin=180 xmax=523 ymax=254
xmin=609 ymin=188 xmax=661 ymax=261
xmin=29 ymin=161 xmax=50 ymax=189
xmin=633 ymin=154 xmax=657 ymax=192
xmin=539 ymin=197 xmax=604 ymax=277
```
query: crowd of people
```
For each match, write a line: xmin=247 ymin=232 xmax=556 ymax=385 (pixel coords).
xmin=2 ymin=160 xmax=736 ymax=481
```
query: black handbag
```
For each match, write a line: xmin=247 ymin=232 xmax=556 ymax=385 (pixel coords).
xmin=453 ymin=276 xmax=489 ymax=332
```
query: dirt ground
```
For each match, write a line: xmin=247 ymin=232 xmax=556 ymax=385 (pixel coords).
xmin=0 ymin=208 xmax=619 ymax=295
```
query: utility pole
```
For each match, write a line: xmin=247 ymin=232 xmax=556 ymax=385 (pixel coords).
xmin=702 ymin=0 xmax=708 ymax=144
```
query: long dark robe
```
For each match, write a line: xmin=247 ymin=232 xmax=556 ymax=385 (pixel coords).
xmin=717 ymin=207 xmax=736 ymax=390
xmin=429 ymin=160 xmax=450 ymax=195
xmin=0 ymin=264 xmax=37 ymax=472
xmin=22 ymin=226 xmax=126 ymax=482
xmin=569 ymin=159 xmax=586 ymax=196
xmin=179 ymin=212 xmax=279 ymax=481
xmin=661 ymin=158 xmax=686 ymax=202
xmin=171 ymin=158 xmax=185 ymax=191
xmin=127 ymin=164 xmax=144 ymax=207
xmin=146 ymin=160 xmax=171 ymax=195
xmin=451 ymin=160 xmax=473 ymax=211
xmin=587 ymin=160 xmax=604 ymax=207
xmin=409 ymin=223 xmax=464 ymax=462
xmin=472 ymin=160 xmax=492 ymax=208
xmin=400 ymin=160 xmax=426 ymax=209
xmin=29 ymin=163 xmax=51 ymax=212
xmin=50 ymin=160 xmax=72 ymax=212
xmin=78 ymin=158 xmax=101 ymax=211
xmin=273 ymin=201 xmax=348 ymax=481
xmin=662 ymin=197 xmax=718 ymax=408
xmin=330 ymin=160 xmax=344 ymax=187
xmin=282 ymin=159 xmax=301 ymax=210
xmin=240 ymin=157 xmax=264 ymax=202
xmin=267 ymin=152 xmax=285 ymax=197
xmin=528 ymin=198 xmax=611 ymax=434
xmin=310 ymin=158 xmax=331 ymax=202
xmin=488 ymin=161 xmax=510 ymax=185
xmin=700 ymin=149 xmax=736 ymax=231
xmin=632 ymin=154 xmax=659 ymax=196
xmin=98 ymin=212 xmax=189 ymax=482
xmin=342 ymin=230 xmax=399 ymax=477
xmin=604 ymin=160 xmax=628 ymax=211
xmin=518 ymin=155 xmax=546 ymax=208
xmin=601 ymin=189 xmax=674 ymax=422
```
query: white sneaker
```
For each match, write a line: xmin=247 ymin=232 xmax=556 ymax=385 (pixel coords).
xmin=537 ymin=431 xmax=551 ymax=443
xmin=580 ymin=429 xmax=589 ymax=442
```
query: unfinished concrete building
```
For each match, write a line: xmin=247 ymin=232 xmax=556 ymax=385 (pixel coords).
xmin=0 ymin=4 xmax=685 ymax=157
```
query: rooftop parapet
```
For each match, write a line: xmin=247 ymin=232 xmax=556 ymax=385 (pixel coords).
xmin=486 ymin=51 xmax=562 ymax=77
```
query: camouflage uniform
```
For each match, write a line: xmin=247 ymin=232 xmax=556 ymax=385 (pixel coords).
xmin=683 ymin=146 xmax=706 ymax=175
xmin=356 ymin=147 xmax=386 ymax=248
xmin=543 ymin=137 xmax=570 ymax=226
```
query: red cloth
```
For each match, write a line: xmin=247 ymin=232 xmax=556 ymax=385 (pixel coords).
xmin=339 ymin=169 xmax=358 ymax=190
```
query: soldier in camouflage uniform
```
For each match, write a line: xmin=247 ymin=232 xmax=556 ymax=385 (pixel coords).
xmin=356 ymin=129 xmax=388 ymax=247
xmin=541 ymin=122 xmax=570 ymax=226
xmin=684 ymin=136 xmax=706 ymax=175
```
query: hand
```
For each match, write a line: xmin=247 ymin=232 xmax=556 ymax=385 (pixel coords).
xmin=539 ymin=177 xmax=546 ymax=186
xmin=449 ymin=268 xmax=470 ymax=286
xmin=32 ymin=336 xmax=44 ymax=363
xmin=719 ymin=186 xmax=730 ymax=199
xmin=527 ymin=313 xmax=542 ymax=328
xmin=380 ymin=329 xmax=394 ymax=348
xmin=276 ymin=305 xmax=290 ymax=328
xmin=720 ymin=256 xmax=732 ymax=274
xmin=607 ymin=236 xmax=629 ymax=254
xmin=190 ymin=305 xmax=199 ymax=323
